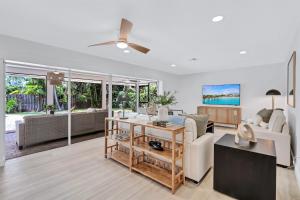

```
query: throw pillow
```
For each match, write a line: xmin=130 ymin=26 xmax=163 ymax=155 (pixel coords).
xmin=185 ymin=114 xmax=208 ymax=138
xmin=254 ymin=114 xmax=263 ymax=125
xmin=168 ymin=116 xmax=186 ymax=126
xmin=268 ymin=110 xmax=286 ymax=132
xmin=257 ymin=108 xmax=273 ymax=123
xmin=87 ymin=108 xmax=97 ymax=113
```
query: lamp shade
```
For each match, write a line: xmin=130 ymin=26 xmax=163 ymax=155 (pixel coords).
xmin=266 ymin=89 xmax=281 ymax=96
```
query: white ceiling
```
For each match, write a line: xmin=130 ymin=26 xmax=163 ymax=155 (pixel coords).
xmin=0 ymin=0 xmax=299 ymax=75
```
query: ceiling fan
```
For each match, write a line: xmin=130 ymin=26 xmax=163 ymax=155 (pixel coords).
xmin=89 ymin=18 xmax=150 ymax=54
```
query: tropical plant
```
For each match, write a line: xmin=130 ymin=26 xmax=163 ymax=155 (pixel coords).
xmin=44 ymin=104 xmax=56 ymax=112
xmin=154 ymin=91 xmax=177 ymax=106
xmin=116 ymin=86 xmax=136 ymax=110
xmin=6 ymin=76 xmax=46 ymax=112
xmin=6 ymin=98 xmax=18 ymax=113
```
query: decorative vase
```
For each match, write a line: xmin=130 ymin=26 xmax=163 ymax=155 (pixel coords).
xmin=158 ymin=105 xmax=169 ymax=121
xmin=235 ymin=123 xmax=257 ymax=147
xmin=50 ymin=111 xmax=55 ymax=115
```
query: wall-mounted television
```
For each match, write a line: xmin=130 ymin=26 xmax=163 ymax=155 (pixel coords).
xmin=202 ymin=84 xmax=240 ymax=106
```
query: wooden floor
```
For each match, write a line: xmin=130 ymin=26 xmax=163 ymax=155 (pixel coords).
xmin=0 ymin=136 xmax=299 ymax=200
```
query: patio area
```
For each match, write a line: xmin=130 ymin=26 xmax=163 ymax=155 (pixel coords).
xmin=5 ymin=130 xmax=104 ymax=160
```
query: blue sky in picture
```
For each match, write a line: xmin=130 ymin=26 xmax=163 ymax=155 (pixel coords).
xmin=203 ymin=84 xmax=240 ymax=96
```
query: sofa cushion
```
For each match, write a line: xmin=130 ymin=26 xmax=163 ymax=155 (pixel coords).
xmin=282 ymin=123 xmax=289 ymax=135
xmin=254 ymin=114 xmax=263 ymax=125
xmin=268 ymin=110 xmax=286 ymax=132
xmin=257 ymin=108 xmax=273 ymax=123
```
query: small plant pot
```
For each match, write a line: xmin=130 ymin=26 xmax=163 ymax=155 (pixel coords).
xmin=50 ymin=111 xmax=55 ymax=115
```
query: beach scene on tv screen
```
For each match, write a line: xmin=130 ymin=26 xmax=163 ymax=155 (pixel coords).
xmin=202 ymin=84 xmax=240 ymax=106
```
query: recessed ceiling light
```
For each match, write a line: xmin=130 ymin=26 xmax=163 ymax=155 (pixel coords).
xmin=240 ymin=50 xmax=247 ymax=55
xmin=116 ymin=41 xmax=128 ymax=49
xmin=123 ymin=49 xmax=130 ymax=53
xmin=171 ymin=64 xmax=176 ymax=67
xmin=212 ymin=16 xmax=224 ymax=22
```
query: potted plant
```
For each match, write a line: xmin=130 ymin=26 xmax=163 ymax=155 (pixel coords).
xmin=44 ymin=104 xmax=56 ymax=115
xmin=154 ymin=91 xmax=177 ymax=121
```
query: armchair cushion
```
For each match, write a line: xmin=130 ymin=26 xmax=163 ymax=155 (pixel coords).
xmin=257 ymin=108 xmax=273 ymax=123
xmin=268 ymin=110 xmax=286 ymax=132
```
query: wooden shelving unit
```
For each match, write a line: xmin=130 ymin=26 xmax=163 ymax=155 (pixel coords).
xmin=105 ymin=117 xmax=185 ymax=194
xmin=111 ymin=150 xmax=130 ymax=167
xmin=132 ymin=162 xmax=172 ymax=188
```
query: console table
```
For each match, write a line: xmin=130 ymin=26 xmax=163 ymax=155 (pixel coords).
xmin=214 ymin=134 xmax=276 ymax=200
xmin=104 ymin=118 xmax=185 ymax=194
xmin=197 ymin=106 xmax=241 ymax=127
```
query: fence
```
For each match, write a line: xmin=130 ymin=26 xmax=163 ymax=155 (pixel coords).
xmin=6 ymin=94 xmax=46 ymax=112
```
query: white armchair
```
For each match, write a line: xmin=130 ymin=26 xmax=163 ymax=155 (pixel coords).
xmin=249 ymin=124 xmax=290 ymax=166
xmin=249 ymin=110 xmax=291 ymax=166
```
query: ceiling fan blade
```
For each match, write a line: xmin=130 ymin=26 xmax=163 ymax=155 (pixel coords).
xmin=119 ymin=18 xmax=133 ymax=41
xmin=128 ymin=43 xmax=150 ymax=54
xmin=88 ymin=41 xmax=116 ymax=47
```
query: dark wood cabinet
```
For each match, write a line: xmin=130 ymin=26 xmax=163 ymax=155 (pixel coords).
xmin=214 ymin=134 xmax=276 ymax=200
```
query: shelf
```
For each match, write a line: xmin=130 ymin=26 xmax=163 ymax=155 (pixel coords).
xmin=109 ymin=137 xmax=130 ymax=148
xmin=132 ymin=162 xmax=172 ymax=188
xmin=133 ymin=141 xmax=175 ymax=162
xmin=110 ymin=150 xmax=130 ymax=167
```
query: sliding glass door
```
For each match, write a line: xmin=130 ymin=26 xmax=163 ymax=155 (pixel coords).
xmin=138 ymin=82 xmax=158 ymax=108
xmin=5 ymin=74 xmax=47 ymax=133
xmin=69 ymin=71 xmax=107 ymax=144
xmin=112 ymin=83 xmax=137 ymax=117
xmin=4 ymin=63 xmax=71 ymax=159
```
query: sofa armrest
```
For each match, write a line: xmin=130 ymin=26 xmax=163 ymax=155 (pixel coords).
xmin=250 ymin=124 xmax=291 ymax=141
xmin=15 ymin=120 xmax=25 ymax=148
xmin=184 ymin=133 xmax=214 ymax=182
xmin=249 ymin=124 xmax=291 ymax=166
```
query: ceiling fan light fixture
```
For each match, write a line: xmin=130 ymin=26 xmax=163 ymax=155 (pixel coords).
xmin=240 ymin=50 xmax=247 ymax=55
xmin=212 ymin=16 xmax=224 ymax=22
xmin=116 ymin=41 xmax=128 ymax=49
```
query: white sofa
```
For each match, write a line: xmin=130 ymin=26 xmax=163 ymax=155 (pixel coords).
xmin=116 ymin=114 xmax=214 ymax=183
xmin=248 ymin=110 xmax=291 ymax=166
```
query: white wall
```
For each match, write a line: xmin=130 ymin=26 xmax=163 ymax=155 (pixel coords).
xmin=287 ymin=26 xmax=300 ymax=184
xmin=0 ymin=34 xmax=179 ymax=92
xmin=176 ymin=63 xmax=287 ymax=119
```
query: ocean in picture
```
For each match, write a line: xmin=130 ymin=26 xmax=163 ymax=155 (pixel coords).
xmin=202 ymin=84 xmax=240 ymax=106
